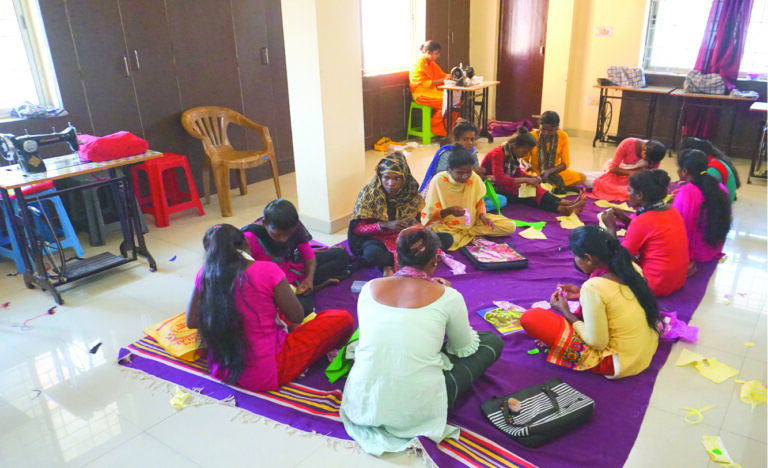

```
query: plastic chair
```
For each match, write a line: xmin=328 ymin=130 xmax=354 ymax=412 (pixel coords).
xmin=407 ymin=101 xmax=435 ymax=145
xmin=132 ymin=153 xmax=205 ymax=227
xmin=180 ymin=106 xmax=281 ymax=217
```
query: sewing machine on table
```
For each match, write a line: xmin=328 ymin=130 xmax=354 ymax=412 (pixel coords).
xmin=0 ymin=127 xmax=160 ymax=304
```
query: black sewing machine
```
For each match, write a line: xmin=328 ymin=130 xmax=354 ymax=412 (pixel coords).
xmin=0 ymin=125 xmax=79 ymax=173
xmin=450 ymin=63 xmax=475 ymax=87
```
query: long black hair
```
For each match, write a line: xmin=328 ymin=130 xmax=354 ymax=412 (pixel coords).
xmin=396 ymin=225 xmax=439 ymax=268
xmin=677 ymin=149 xmax=732 ymax=247
xmin=681 ymin=137 xmax=741 ymax=188
xmin=198 ymin=224 xmax=250 ymax=384
xmin=569 ymin=226 xmax=660 ymax=333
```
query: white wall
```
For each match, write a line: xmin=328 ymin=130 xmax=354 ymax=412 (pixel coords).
xmin=469 ymin=0 xmax=501 ymax=120
xmin=281 ymin=0 xmax=367 ymax=233
xmin=540 ymin=0 xmax=575 ymax=127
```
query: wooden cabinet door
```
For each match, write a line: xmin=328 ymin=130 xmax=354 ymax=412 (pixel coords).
xmin=496 ymin=0 xmax=548 ymax=122
xmin=426 ymin=0 xmax=451 ymax=72
xmin=449 ymin=0 xmax=470 ymax=68
xmin=65 ymin=0 xmax=142 ymax=136
xmin=119 ymin=0 xmax=185 ymax=154
xmin=38 ymin=0 xmax=93 ymax=135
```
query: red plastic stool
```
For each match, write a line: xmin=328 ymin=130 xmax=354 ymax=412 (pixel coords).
xmin=131 ymin=153 xmax=204 ymax=227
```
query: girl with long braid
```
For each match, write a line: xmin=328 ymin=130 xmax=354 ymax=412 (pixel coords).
xmin=673 ymin=149 xmax=732 ymax=272
xmin=186 ymin=224 xmax=353 ymax=392
xmin=520 ymin=226 xmax=660 ymax=378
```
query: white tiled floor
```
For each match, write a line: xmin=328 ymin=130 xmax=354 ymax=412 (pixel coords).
xmin=0 ymin=134 xmax=765 ymax=467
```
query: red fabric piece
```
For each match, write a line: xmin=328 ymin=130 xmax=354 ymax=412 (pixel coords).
xmin=520 ymin=308 xmax=615 ymax=376
xmin=481 ymin=146 xmax=547 ymax=203
xmin=622 ymin=208 xmax=689 ymax=297
xmin=5 ymin=181 xmax=55 ymax=200
xmin=276 ymin=309 xmax=354 ymax=385
xmin=77 ymin=131 xmax=149 ymax=162
xmin=353 ymin=220 xmax=399 ymax=253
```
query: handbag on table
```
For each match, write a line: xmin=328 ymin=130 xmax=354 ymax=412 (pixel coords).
xmin=481 ymin=378 xmax=594 ymax=448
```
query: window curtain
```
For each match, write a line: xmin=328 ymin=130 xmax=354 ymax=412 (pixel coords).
xmin=683 ymin=0 xmax=754 ymax=138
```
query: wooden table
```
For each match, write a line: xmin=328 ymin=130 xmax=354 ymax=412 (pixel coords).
xmin=670 ymin=90 xmax=757 ymax=153
xmin=0 ymin=150 xmax=162 ymax=304
xmin=748 ymin=101 xmax=767 ymax=183
xmin=440 ymin=80 xmax=500 ymax=142
xmin=592 ymin=84 xmax=676 ymax=147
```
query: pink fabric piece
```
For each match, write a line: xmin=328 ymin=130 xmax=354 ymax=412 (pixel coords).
xmin=671 ymin=182 xmax=727 ymax=262
xmin=77 ymin=131 xmax=149 ymax=162
xmin=660 ymin=311 xmax=699 ymax=342
xmin=439 ymin=251 xmax=466 ymax=275
xmin=591 ymin=138 xmax=660 ymax=202
xmin=243 ymin=231 xmax=312 ymax=285
xmin=194 ymin=261 xmax=287 ymax=391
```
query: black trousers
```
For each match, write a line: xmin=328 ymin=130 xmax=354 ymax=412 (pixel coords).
xmin=297 ymin=248 xmax=351 ymax=315
xmin=360 ymin=232 xmax=453 ymax=270
xmin=443 ymin=331 xmax=504 ymax=409
xmin=499 ymin=190 xmax=561 ymax=213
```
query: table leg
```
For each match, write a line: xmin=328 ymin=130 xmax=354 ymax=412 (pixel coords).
xmin=726 ymin=101 xmax=739 ymax=155
xmin=123 ymin=171 xmax=157 ymax=271
xmin=593 ymin=88 xmax=606 ymax=146
xmin=1 ymin=190 xmax=33 ymax=279
xmin=14 ymin=189 xmax=61 ymax=304
xmin=481 ymin=87 xmax=493 ymax=143
xmin=748 ymin=120 xmax=767 ymax=184
xmin=673 ymin=97 xmax=686 ymax=151
xmin=646 ymin=94 xmax=657 ymax=140
xmin=444 ymin=89 xmax=453 ymax=136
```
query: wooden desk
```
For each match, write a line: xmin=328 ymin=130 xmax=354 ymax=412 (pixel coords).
xmin=592 ymin=84 xmax=675 ymax=147
xmin=670 ymin=90 xmax=757 ymax=153
xmin=440 ymin=80 xmax=500 ymax=142
xmin=748 ymin=101 xmax=767 ymax=183
xmin=0 ymin=150 xmax=162 ymax=304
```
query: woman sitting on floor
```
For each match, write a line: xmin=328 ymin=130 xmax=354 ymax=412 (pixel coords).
xmin=242 ymin=199 xmax=350 ymax=316
xmin=420 ymin=120 xmax=483 ymax=193
xmin=349 ymin=152 xmax=444 ymax=276
xmin=672 ymin=149 xmax=732 ymax=273
xmin=186 ymin=224 xmax=354 ymax=392
xmin=680 ymin=137 xmax=740 ymax=202
xmin=423 ymin=147 xmax=517 ymax=250
xmin=523 ymin=111 xmax=585 ymax=193
xmin=409 ymin=40 xmax=452 ymax=137
xmin=520 ymin=226 xmax=660 ymax=378
xmin=340 ymin=226 xmax=503 ymax=455
xmin=601 ymin=169 xmax=689 ymax=296
xmin=481 ymin=127 xmax=586 ymax=215
xmin=591 ymin=137 xmax=666 ymax=201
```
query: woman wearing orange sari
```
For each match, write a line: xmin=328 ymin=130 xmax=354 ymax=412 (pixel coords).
xmin=409 ymin=40 xmax=451 ymax=137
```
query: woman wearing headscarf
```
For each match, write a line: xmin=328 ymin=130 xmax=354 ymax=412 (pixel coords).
xmin=348 ymin=152 xmax=426 ymax=276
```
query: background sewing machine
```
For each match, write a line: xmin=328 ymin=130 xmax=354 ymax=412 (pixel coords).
xmin=450 ymin=63 xmax=475 ymax=87
xmin=0 ymin=126 xmax=80 ymax=174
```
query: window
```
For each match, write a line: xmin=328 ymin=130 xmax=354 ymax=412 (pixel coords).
xmin=360 ymin=0 xmax=425 ymax=75
xmin=0 ymin=0 xmax=61 ymax=117
xmin=642 ymin=0 xmax=767 ymax=77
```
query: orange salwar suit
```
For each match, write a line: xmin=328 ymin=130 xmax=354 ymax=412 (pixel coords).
xmin=409 ymin=56 xmax=450 ymax=137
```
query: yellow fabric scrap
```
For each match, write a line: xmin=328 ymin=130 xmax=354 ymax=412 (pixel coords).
xmin=373 ymin=137 xmax=406 ymax=152
xmin=594 ymin=200 xmax=636 ymax=212
xmin=743 ymin=342 xmax=755 ymax=347
xmin=518 ymin=227 xmax=548 ymax=240
xmin=701 ymin=436 xmax=740 ymax=467
xmin=735 ymin=380 xmax=767 ymax=408
xmin=301 ymin=312 xmax=317 ymax=324
xmin=556 ymin=213 xmax=584 ymax=230
xmin=675 ymin=348 xmax=739 ymax=384
xmin=681 ymin=405 xmax=713 ymax=424
xmin=170 ymin=388 xmax=192 ymax=410
xmin=617 ymin=229 xmax=627 ymax=237
xmin=718 ymin=255 xmax=728 ymax=264
xmin=518 ymin=183 xmax=537 ymax=198
xmin=540 ymin=182 xmax=577 ymax=198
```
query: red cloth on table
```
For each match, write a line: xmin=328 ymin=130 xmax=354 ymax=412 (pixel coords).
xmin=77 ymin=131 xmax=149 ymax=162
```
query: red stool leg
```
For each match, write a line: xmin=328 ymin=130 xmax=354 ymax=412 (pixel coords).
xmin=180 ymin=158 xmax=205 ymax=216
xmin=162 ymin=167 xmax=183 ymax=205
xmin=148 ymin=163 xmax=170 ymax=227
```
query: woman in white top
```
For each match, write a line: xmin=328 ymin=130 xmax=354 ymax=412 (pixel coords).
xmin=340 ymin=226 xmax=503 ymax=455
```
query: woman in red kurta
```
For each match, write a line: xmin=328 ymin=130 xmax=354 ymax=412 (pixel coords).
xmin=591 ymin=138 xmax=666 ymax=201
xmin=602 ymin=170 xmax=689 ymax=297
xmin=409 ymin=40 xmax=451 ymax=137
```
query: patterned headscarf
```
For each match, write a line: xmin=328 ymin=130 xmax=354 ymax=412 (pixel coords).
xmin=351 ymin=152 xmax=424 ymax=222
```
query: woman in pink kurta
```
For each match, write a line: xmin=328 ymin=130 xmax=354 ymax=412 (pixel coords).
xmin=186 ymin=224 xmax=353 ymax=392
xmin=591 ymin=138 xmax=666 ymax=201
xmin=672 ymin=149 xmax=731 ymax=268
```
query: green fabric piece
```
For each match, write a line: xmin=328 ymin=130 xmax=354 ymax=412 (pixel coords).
xmin=527 ymin=348 xmax=540 ymax=355
xmin=325 ymin=328 xmax=359 ymax=383
xmin=511 ymin=220 xmax=547 ymax=231
xmin=484 ymin=179 xmax=502 ymax=214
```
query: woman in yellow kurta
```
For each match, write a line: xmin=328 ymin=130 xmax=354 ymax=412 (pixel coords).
xmin=409 ymin=40 xmax=450 ymax=137
xmin=421 ymin=147 xmax=516 ymax=250
xmin=524 ymin=111 xmax=585 ymax=193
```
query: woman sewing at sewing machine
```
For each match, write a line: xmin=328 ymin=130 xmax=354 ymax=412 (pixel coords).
xmin=409 ymin=40 xmax=454 ymax=137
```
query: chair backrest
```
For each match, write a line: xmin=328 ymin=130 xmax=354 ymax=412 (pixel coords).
xmin=181 ymin=106 xmax=244 ymax=155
